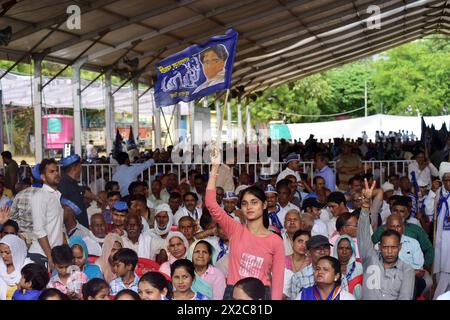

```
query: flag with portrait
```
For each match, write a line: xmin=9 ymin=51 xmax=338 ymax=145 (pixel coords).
xmin=154 ymin=29 xmax=239 ymax=107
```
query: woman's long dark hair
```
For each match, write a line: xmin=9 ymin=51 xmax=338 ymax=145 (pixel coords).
xmin=316 ymin=256 xmax=342 ymax=286
xmin=238 ymin=185 xmax=269 ymax=227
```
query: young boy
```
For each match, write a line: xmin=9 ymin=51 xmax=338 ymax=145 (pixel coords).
xmin=12 ymin=263 xmax=50 ymax=300
xmin=109 ymin=201 xmax=128 ymax=235
xmin=109 ymin=248 xmax=140 ymax=296
xmin=47 ymin=244 xmax=88 ymax=299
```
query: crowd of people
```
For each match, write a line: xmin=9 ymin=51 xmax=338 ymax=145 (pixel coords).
xmin=0 ymin=130 xmax=449 ymax=301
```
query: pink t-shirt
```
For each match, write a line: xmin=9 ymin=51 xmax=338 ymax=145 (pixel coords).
xmin=205 ymin=189 xmax=285 ymax=300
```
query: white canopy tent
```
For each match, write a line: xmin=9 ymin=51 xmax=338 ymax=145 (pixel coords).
xmin=285 ymin=114 xmax=450 ymax=142
xmin=0 ymin=70 xmax=191 ymax=116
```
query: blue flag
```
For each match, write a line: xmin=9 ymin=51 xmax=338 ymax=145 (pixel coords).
xmin=154 ymin=29 xmax=239 ymax=107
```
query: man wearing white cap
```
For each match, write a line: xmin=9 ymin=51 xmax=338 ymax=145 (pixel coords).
xmin=222 ymin=191 xmax=242 ymax=223
xmin=276 ymin=153 xmax=301 ymax=184
xmin=433 ymin=162 xmax=450 ymax=299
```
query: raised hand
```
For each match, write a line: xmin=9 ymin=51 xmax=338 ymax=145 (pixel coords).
xmin=362 ymin=178 xmax=376 ymax=206
xmin=0 ymin=206 xmax=11 ymax=224
xmin=210 ymin=141 xmax=221 ymax=169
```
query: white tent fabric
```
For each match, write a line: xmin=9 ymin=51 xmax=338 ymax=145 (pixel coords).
xmin=286 ymin=114 xmax=450 ymax=142
xmin=0 ymin=70 xmax=189 ymax=116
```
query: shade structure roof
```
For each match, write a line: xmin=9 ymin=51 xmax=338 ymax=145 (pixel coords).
xmin=1 ymin=0 xmax=448 ymax=96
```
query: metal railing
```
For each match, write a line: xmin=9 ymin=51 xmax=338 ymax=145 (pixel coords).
xmin=19 ymin=160 xmax=414 ymax=194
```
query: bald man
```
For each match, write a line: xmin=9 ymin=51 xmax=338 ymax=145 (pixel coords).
xmin=386 ymin=214 xmax=428 ymax=298
xmin=83 ymin=213 xmax=107 ymax=256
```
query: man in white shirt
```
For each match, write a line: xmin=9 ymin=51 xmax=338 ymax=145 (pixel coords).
xmin=61 ymin=198 xmax=90 ymax=240
xmin=174 ymin=192 xmax=202 ymax=226
xmin=28 ymin=158 xmax=64 ymax=270
xmin=122 ymin=214 xmax=166 ymax=264
xmin=112 ymin=152 xmax=155 ymax=197
xmin=301 ymin=197 xmax=328 ymax=237
xmin=86 ymin=140 xmax=97 ymax=161
xmin=277 ymin=153 xmax=301 ymax=183
xmin=282 ymin=209 xmax=301 ymax=255
xmin=276 ymin=179 xmax=300 ymax=226
xmin=326 ymin=191 xmax=349 ymax=237
xmin=408 ymin=151 xmax=438 ymax=189
xmin=83 ymin=213 xmax=108 ymax=257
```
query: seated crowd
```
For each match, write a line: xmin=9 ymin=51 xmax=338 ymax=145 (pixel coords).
xmin=0 ymin=142 xmax=449 ymax=301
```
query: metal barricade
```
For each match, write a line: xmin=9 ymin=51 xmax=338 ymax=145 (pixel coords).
xmin=19 ymin=160 xmax=414 ymax=194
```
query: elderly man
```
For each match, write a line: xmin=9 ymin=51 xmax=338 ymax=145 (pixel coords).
xmin=83 ymin=213 xmax=108 ymax=256
xmin=282 ymin=209 xmax=301 ymax=255
xmin=122 ymin=214 xmax=167 ymax=264
xmin=62 ymin=198 xmax=90 ymax=240
xmin=434 ymin=162 xmax=450 ymax=299
xmin=358 ymin=180 xmax=415 ymax=300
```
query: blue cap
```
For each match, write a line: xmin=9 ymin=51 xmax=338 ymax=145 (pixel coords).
xmin=60 ymin=154 xmax=81 ymax=167
xmin=264 ymin=184 xmax=277 ymax=194
xmin=223 ymin=191 xmax=238 ymax=200
xmin=284 ymin=153 xmax=301 ymax=164
xmin=60 ymin=198 xmax=82 ymax=215
xmin=113 ymin=201 xmax=128 ymax=211
xmin=32 ymin=163 xmax=41 ymax=181
xmin=303 ymin=192 xmax=318 ymax=200
xmin=5 ymin=200 xmax=13 ymax=207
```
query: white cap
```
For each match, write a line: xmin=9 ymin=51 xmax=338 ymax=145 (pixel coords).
xmin=235 ymin=184 xmax=249 ymax=195
xmin=381 ymin=182 xmax=395 ymax=192
xmin=439 ymin=162 xmax=450 ymax=180
xmin=417 ymin=178 xmax=428 ymax=188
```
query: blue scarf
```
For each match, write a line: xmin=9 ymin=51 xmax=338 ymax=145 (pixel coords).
xmin=268 ymin=204 xmax=283 ymax=231
xmin=437 ymin=188 xmax=450 ymax=231
xmin=217 ymin=239 xmax=228 ymax=262
xmin=300 ymin=285 xmax=341 ymax=300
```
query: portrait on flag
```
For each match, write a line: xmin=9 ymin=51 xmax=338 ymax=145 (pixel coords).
xmin=154 ymin=29 xmax=238 ymax=107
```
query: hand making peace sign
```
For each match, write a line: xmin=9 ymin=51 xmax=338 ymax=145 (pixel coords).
xmin=361 ymin=178 xmax=376 ymax=207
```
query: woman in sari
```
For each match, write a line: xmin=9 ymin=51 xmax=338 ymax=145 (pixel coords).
xmin=187 ymin=239 xmax=226 ymax=300
xmin=69 ymin=236 xmax=103 ymax=280
xmin=298 ymin=256 xmax=355 ymax=300
xmin=159 ymin=232 xmax=189 ymax=277
xmin=333 ymin=235 xmax=363 ymax=300
xmin=95 ymin=233 xmax=123 ymax=283
xmin=0 ymin=235 xmax=32 ymax=300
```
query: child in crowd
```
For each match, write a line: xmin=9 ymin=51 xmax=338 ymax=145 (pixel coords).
xmin=138 ymin=271 xmax=171 ymax=300
xmin=109 ymin=248 xmax=139 ymax=296
xmin=12 ymin=263 xmax=50 ymax=300
xmin=47 ymin=244 xmax=88 ymax=299
xmin=82 ymin=278 xmax=110 ymax=300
